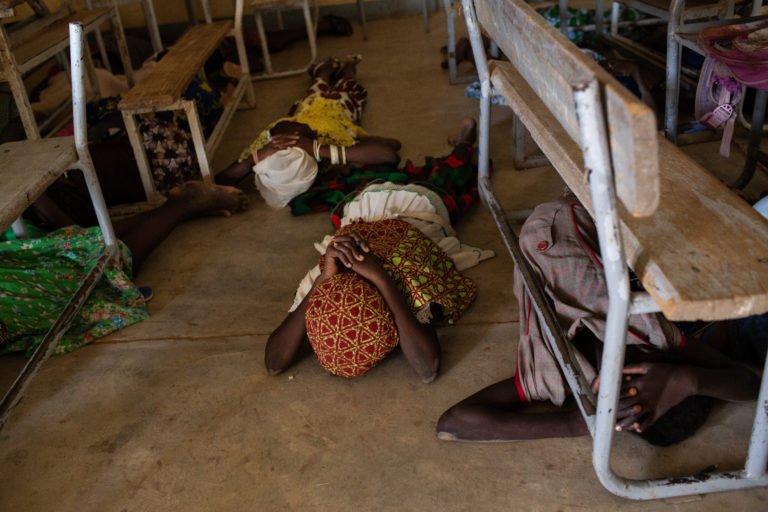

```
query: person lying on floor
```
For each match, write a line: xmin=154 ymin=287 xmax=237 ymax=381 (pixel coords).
xmin=265 ymin=120 xmax=494 ymax=382
xmin=436 ymin=190 xmax=765 ymax=446
xmin=216 ymin=55 xmax=401 ymax=207
xmin=0 ymin=181 xmax=247 ymax=356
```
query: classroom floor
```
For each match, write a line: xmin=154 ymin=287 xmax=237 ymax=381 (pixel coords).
xmin=2 ymin=9 xmax=768 ymax=512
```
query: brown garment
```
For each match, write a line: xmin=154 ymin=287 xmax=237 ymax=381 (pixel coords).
xmin=513 ymin=195 xmax=683 ymax=406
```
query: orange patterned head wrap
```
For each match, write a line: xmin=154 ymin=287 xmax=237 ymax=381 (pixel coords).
xmin=305 ymin=273 xmax=398 ymax=378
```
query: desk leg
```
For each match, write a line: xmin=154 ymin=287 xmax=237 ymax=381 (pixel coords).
xmin=183 ymin=100 xmax=213 ymax=184
xmin=444 ymin=0 xmax=456 ymax=83
xmin=357 ymin=0 xmax=368 ymax=40
xmin=734 ymin=89 xmax=768 ymax=189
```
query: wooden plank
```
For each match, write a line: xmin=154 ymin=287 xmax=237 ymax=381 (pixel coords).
xmin=0 ymin=137 xmax=77 ymax=230
xmin=478 ymin=0 xmax=659 ymax=217
xmin=489 ymin=61 xmax=585 ymax=195
xmin=489 ymin=60 xmax=768 ymax=321
xmin=119 ymin=21 xmax=232 ymax=110
xmin=11 ymin=8 xmax=111 ymax=67
xmin=624 ymin=138 xmax=768 ymax=321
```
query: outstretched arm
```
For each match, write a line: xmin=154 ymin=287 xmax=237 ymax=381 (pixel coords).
xmin=341 ymin=140 xmax=400 ymax=166
xmin=288 ymin=134 xmax=400 ymax=166
xmin=264 ymin=292 xmax=312 ymax=376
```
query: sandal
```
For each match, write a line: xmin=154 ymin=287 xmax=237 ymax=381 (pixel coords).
xmin=137 ymin=286 xmax=154 ymax=303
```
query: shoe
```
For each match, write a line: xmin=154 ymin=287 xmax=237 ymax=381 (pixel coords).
xmin=137 ymin=286 xmax=154 ymax=303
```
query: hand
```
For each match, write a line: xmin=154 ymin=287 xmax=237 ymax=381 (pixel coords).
xmin=614 ymin=362 xmax=696 ymax=433
xmin=259 ymin=134 xmax=301 ymax=161
xmin=346 ymin=248 xmax=387 ymax=286
xmin=290 ymin=133 xmax=314 ymax=155
xmin=319 ymin=234 xmax=371 ymax=282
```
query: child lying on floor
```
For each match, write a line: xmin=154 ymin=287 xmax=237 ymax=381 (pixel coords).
xmin=264 ymin=120 xmax=494 ymax=382
xmin=437 ymin=190 xmax=765 ymax=446
xmin=1 ymin=182 xmax=246 ymax=355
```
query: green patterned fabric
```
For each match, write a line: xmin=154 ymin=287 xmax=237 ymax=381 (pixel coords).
xmin=0 ymin=226 xmax=148 ymax=356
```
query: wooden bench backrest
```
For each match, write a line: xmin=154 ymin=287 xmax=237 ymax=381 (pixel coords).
xmin=476 ymin=0 xmax=659 ymax=217
xmin=118 ymin=20 xmax=232 ymax=111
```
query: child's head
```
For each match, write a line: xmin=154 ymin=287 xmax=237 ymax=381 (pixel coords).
xmin=305 ymin=272 xmax=398 ymax=378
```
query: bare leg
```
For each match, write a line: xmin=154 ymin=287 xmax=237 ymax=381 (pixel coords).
xmin=309 ymin=56 xmax=340 ymax=82
xmin=216 ymin=159 xmax=254 ymax=187
xmin=448 ymin=118 xmax=477 ymax=147
xmin=337 ymin=54 xmax=362 ymax=81
xmin=436 ymin=377 xmax=589 ymax=442
xmin=115 ymin=182 xmax=247 ymax=272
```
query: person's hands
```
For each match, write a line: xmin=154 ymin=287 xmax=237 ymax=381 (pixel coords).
xmin=318 ymin=234 xmax=371 ymax=283
xmin=613 ymin=362 xmax=696 ymax=433
xmin=346 ymin=248 xmax=387 ymax=286
xmin=258 ymin=134 xmax=300 ymax=161
xmin=290 ymin=133 xmax=314 ymax=155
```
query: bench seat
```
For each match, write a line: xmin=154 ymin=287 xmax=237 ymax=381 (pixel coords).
xmin=490 ymin=59 xmax=768 ymax=322
xmin=119 ymin=21 xmax=233 ymax=111
xmin=116 ymin=1 xmax=253 ymax=203
xmin=10 ymin=8 xmax=113 ymax=74
xmin=0 ymin=137 xmax=77 ymax=229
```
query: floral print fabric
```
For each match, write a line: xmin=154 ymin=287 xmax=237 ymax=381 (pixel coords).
xmin=239 ymin=77 xmax=369 ymax=161
xmin=0 ymin=226 xmax=148 ymax=355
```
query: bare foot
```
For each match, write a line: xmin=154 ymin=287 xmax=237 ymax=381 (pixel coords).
xmin=448 ymin=118 xmax=477 ymax=146
xmin=309 ymin=57 xmax=340 ymax=81
xmin=168 ymin=181 xmax=249 ymax=218
xmin=337 ymin=54 xmax=363 ymax=79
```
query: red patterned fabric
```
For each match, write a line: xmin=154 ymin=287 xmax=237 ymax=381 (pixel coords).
xmin=305 ymin=273 xmax=398 ymax=378
xmin=306 ymin=219 xmax=476 ymax=378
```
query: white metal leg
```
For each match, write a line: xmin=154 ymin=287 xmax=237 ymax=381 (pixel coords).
xmin=183 ymin=99 xmax=213 ymax=184
xmin=357 ymin=0 xmax=368 ymax=40
xmin=121 ymin=111 xmax=161 ymax=202
xmin=142 ymin=0 xmax=163 ymax=52
xmin=251 ymin=0 xmax=317 ymax=81
xmin=444 ymin=0 xmax=457 ymax=83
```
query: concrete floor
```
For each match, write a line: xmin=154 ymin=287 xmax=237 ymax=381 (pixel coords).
xmin=2 ymin=10 xmax=768 ymax=512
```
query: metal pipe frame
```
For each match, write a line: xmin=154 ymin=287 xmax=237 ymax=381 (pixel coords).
xmin=0 ymin=22 xmax=119 ymax=429
xmin=462 ymin=0 xmax=598 ymax=423
xmin=251 ymin=0 xmax=317 ymax=81
xmin=443 ymin=0 xmax=478 ymax=84
xmin=462 ymin=0 xmax=768 ymax=500
xmin=443 ymin=0 xmax=458 ymax=83
xmin=664 ymin=0 xmax=686 ymax=140
xmin=733 ymin=88 xmax=768 ymax=189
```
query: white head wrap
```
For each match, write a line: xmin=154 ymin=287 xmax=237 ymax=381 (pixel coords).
xmin=252 ymin=147 xmax=318 ymax=209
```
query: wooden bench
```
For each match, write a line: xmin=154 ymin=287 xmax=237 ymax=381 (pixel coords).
xmin=461 ymin=0 xmax=768 ymax=500
xmin=0 ymin=23 xmax=118 ymax=428
xmin=0 ymin=0 xmax=134 ymax=139
xmin=118 ymin=0 xmax=255 ymax=202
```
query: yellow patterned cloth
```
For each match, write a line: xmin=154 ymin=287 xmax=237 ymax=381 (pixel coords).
xmin=338 ymin=219 xmax=477 ymax=322
xmin=304 ymin=219 xmax=477 ymax=378
xmin=238 ymin=78 xmax=368 ymax=161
